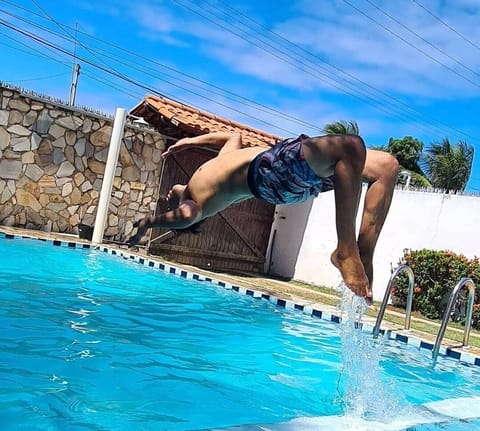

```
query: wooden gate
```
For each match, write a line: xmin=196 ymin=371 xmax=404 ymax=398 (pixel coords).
xmin=148 ymin=148 xmax=275 ymax=274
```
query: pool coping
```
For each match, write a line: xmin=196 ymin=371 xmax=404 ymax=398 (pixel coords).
xmin=2 ymin=230 xmax=480 ymax=367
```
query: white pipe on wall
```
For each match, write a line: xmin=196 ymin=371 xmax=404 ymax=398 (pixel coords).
xmin=92 ymin=107 xmax=127 ymax=245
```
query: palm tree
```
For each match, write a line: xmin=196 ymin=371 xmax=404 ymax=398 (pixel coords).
xmin=423 ymin=138 xmax=474 ymax=193
xmin=322 ymin=120 xmax=360 ymax=136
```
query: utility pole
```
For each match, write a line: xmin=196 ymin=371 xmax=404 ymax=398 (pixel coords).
xmin=69 ymin=63 xmax=81 ymax=105
xmin=69 ymin=21 xmax=80 ymax=105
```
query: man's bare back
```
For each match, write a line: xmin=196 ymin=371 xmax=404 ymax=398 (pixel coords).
xmin=183 ymin=146 xmax=264 ymax=219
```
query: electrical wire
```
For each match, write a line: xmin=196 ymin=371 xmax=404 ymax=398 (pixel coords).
xmin=81 ymin=70 xmax=144 ymax=101
xmin=0 ymin=0 xmax=477 ymax=142
xmin=175 ymin=0 xmax=477 ymax=140
xmin=1 ymin=71 xmax=68 ymax=83
xmin=172 ymin=0 xmax=426 ymax=124
xmin=341 ymin=0 xmax=480 ymax=90
xmin=0 ymin=1 xmax=477 ymax=188
xmin=0 ymin=17 xmax=302 ymax=135
xmin=0 ymin=27 xmax=71 ymax=67
xmin=411 ymin=0 xmax=480 ymax=52
xmin=1 ymin=0 xmax=474 ymax=140
xmin=206 ymin=0 xmax=478 ymax=140
xmin=1 ymin=28 xmax=143 ymax=102
xmin=0 ymin=4 xmax=324 ymax=133
xmin=29 ymin=0 xmax=142 ymax=90
xmin=363 ymin=0 xmax=480 ymax=80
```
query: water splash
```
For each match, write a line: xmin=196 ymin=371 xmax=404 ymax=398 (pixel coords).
xmin=335 ymin=283 xmax=406 ymax=421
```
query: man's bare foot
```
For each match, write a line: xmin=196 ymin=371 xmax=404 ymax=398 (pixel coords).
xmin=126 ymin=215 xmax=153 ymax=246
xmin=331 ymin=249 xmax=372 ymax=304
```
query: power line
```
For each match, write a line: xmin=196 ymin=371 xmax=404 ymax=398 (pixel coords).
xmin=0 ymin=17 xmax=301 ymax=135
xmin=2 ymin=0 xmax=475 ymax=140
xmin=29 ymin=0 xmax=145 ymax=102
xmin=411 ymin=0 xmax=480 ymax=53
xmin=0 ymin=0 xmax=477 ymax=144
xmin=0 ymin=28 xmax=141 ymax=101
xmin=363 ymin=0 xmax=480 ymax=81
xmin=0 ymin=4 xmax=323 ymax=133
xmin=82 ymin=70 xmax=144 ymax=101
xmin=174 ymin=0 xmax=476 ymax=139
xmin=341 ymin=0 xmax=480 ymax=90
xmin=172 ymin=0 xmax=463 ymax=140
xmin=204 ymin=0 xmax=477 ymax=141
xmin=0 ymin=17 xmax=169 ymax=96
xmin=1 ymin=71 xmax=68 ymax=83
xmin=0 ymin=27 xmax=71 ymax=67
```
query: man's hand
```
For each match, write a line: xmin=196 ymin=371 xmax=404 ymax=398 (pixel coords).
xmin=161 ymin=137 xmax=191 ymax=159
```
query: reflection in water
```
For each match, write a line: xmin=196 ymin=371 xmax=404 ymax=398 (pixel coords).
xmin=65 ymin=251 xmax=102 ymax=360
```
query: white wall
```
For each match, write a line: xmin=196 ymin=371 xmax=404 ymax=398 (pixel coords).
xmin=267 ymin=188 xmax=480 ymax=300
xmin=266 ymin=200 xmax=314 ymax=277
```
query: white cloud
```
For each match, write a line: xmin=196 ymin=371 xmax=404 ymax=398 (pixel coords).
xmin=121 ymin=0 xmax=477 ymax=147
xmin=76 ymin=1 xmax=122 ymax=17
xmin=272 ymin=1 xmax=480 ymax=99
xmin=449 ymin=0 xmax=480 ymax=12
xmin=129 ymin=2 xmax=191 ymax=46
xmin=130 ymin=0 xmax=480 ymax=100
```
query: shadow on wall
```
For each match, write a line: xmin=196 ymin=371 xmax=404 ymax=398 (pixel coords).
xmin=266 ymin=199 xmax=314 ymax=279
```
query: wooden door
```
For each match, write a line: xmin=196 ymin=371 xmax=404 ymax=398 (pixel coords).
xmin=148 ymin=148 xmax=275 ymax=274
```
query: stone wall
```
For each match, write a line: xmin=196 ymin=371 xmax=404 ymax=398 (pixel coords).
xmin=0 ymin=85 xmax=167 ymax=240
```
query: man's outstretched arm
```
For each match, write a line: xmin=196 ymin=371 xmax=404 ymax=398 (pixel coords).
xmin=162 ymin=132 xmax=242 ymax=158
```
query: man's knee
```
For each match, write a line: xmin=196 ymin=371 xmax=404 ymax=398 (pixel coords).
xmin=341 ymin=135 xmax=366 ymax=160
xmin=316 ymin=134 xmax=366 ymax=160
xmin=364 ymin=150 xmax=399 ymax=184
xmin=377 ymin=152 xmax=399 ymax=180
xmin=304 ymin=134 xmax=366 ymax=177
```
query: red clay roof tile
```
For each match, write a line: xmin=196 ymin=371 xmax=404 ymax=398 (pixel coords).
xmin=141 ymin=95 xmax=282 ymax=148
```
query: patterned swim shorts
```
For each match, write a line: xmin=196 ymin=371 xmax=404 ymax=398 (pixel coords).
xmin=247 ymin=134 xmax=334 ymax=205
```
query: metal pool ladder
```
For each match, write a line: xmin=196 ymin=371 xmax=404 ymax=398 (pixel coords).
xmin=373 ymin=264 xmax=415 ymax=338
xmin=432 ymin=277 xmax=476 ymax=362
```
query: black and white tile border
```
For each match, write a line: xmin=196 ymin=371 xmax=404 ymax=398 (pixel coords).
xmin=2 ymin=231 xmax=480 ymax=367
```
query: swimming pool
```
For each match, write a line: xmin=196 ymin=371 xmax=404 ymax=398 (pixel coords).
xmin=1 ymin=234 xmax=479 ymax=430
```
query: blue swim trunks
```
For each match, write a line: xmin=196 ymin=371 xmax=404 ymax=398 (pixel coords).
xmin=247 ymin=134 xmax=334 ymax=205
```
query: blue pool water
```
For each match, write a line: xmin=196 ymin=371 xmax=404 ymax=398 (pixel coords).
xmin=1 ymin=236 xmax=480 ymax=430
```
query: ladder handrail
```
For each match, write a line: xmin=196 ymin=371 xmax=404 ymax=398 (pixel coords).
xmin=432 ymin=277 xmax=475 ymax=362
xmin=373 ymin=264 xmax=415 ymax=338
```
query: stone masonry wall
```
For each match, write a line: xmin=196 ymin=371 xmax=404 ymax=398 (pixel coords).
xmin=0 ymin=85 xmax=167 ymax=240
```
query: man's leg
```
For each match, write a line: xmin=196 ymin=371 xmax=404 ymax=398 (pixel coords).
xmin=127 ymin=199 xmax=201 ymax=245
xmin=358 ymin=150 xmax=399 ymax=287
xmin=303 ymin=134 xmax=369 ymax=300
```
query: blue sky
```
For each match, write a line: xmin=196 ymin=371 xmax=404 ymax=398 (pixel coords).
xmin=1 ymin=0 xmax=479 ymax=191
